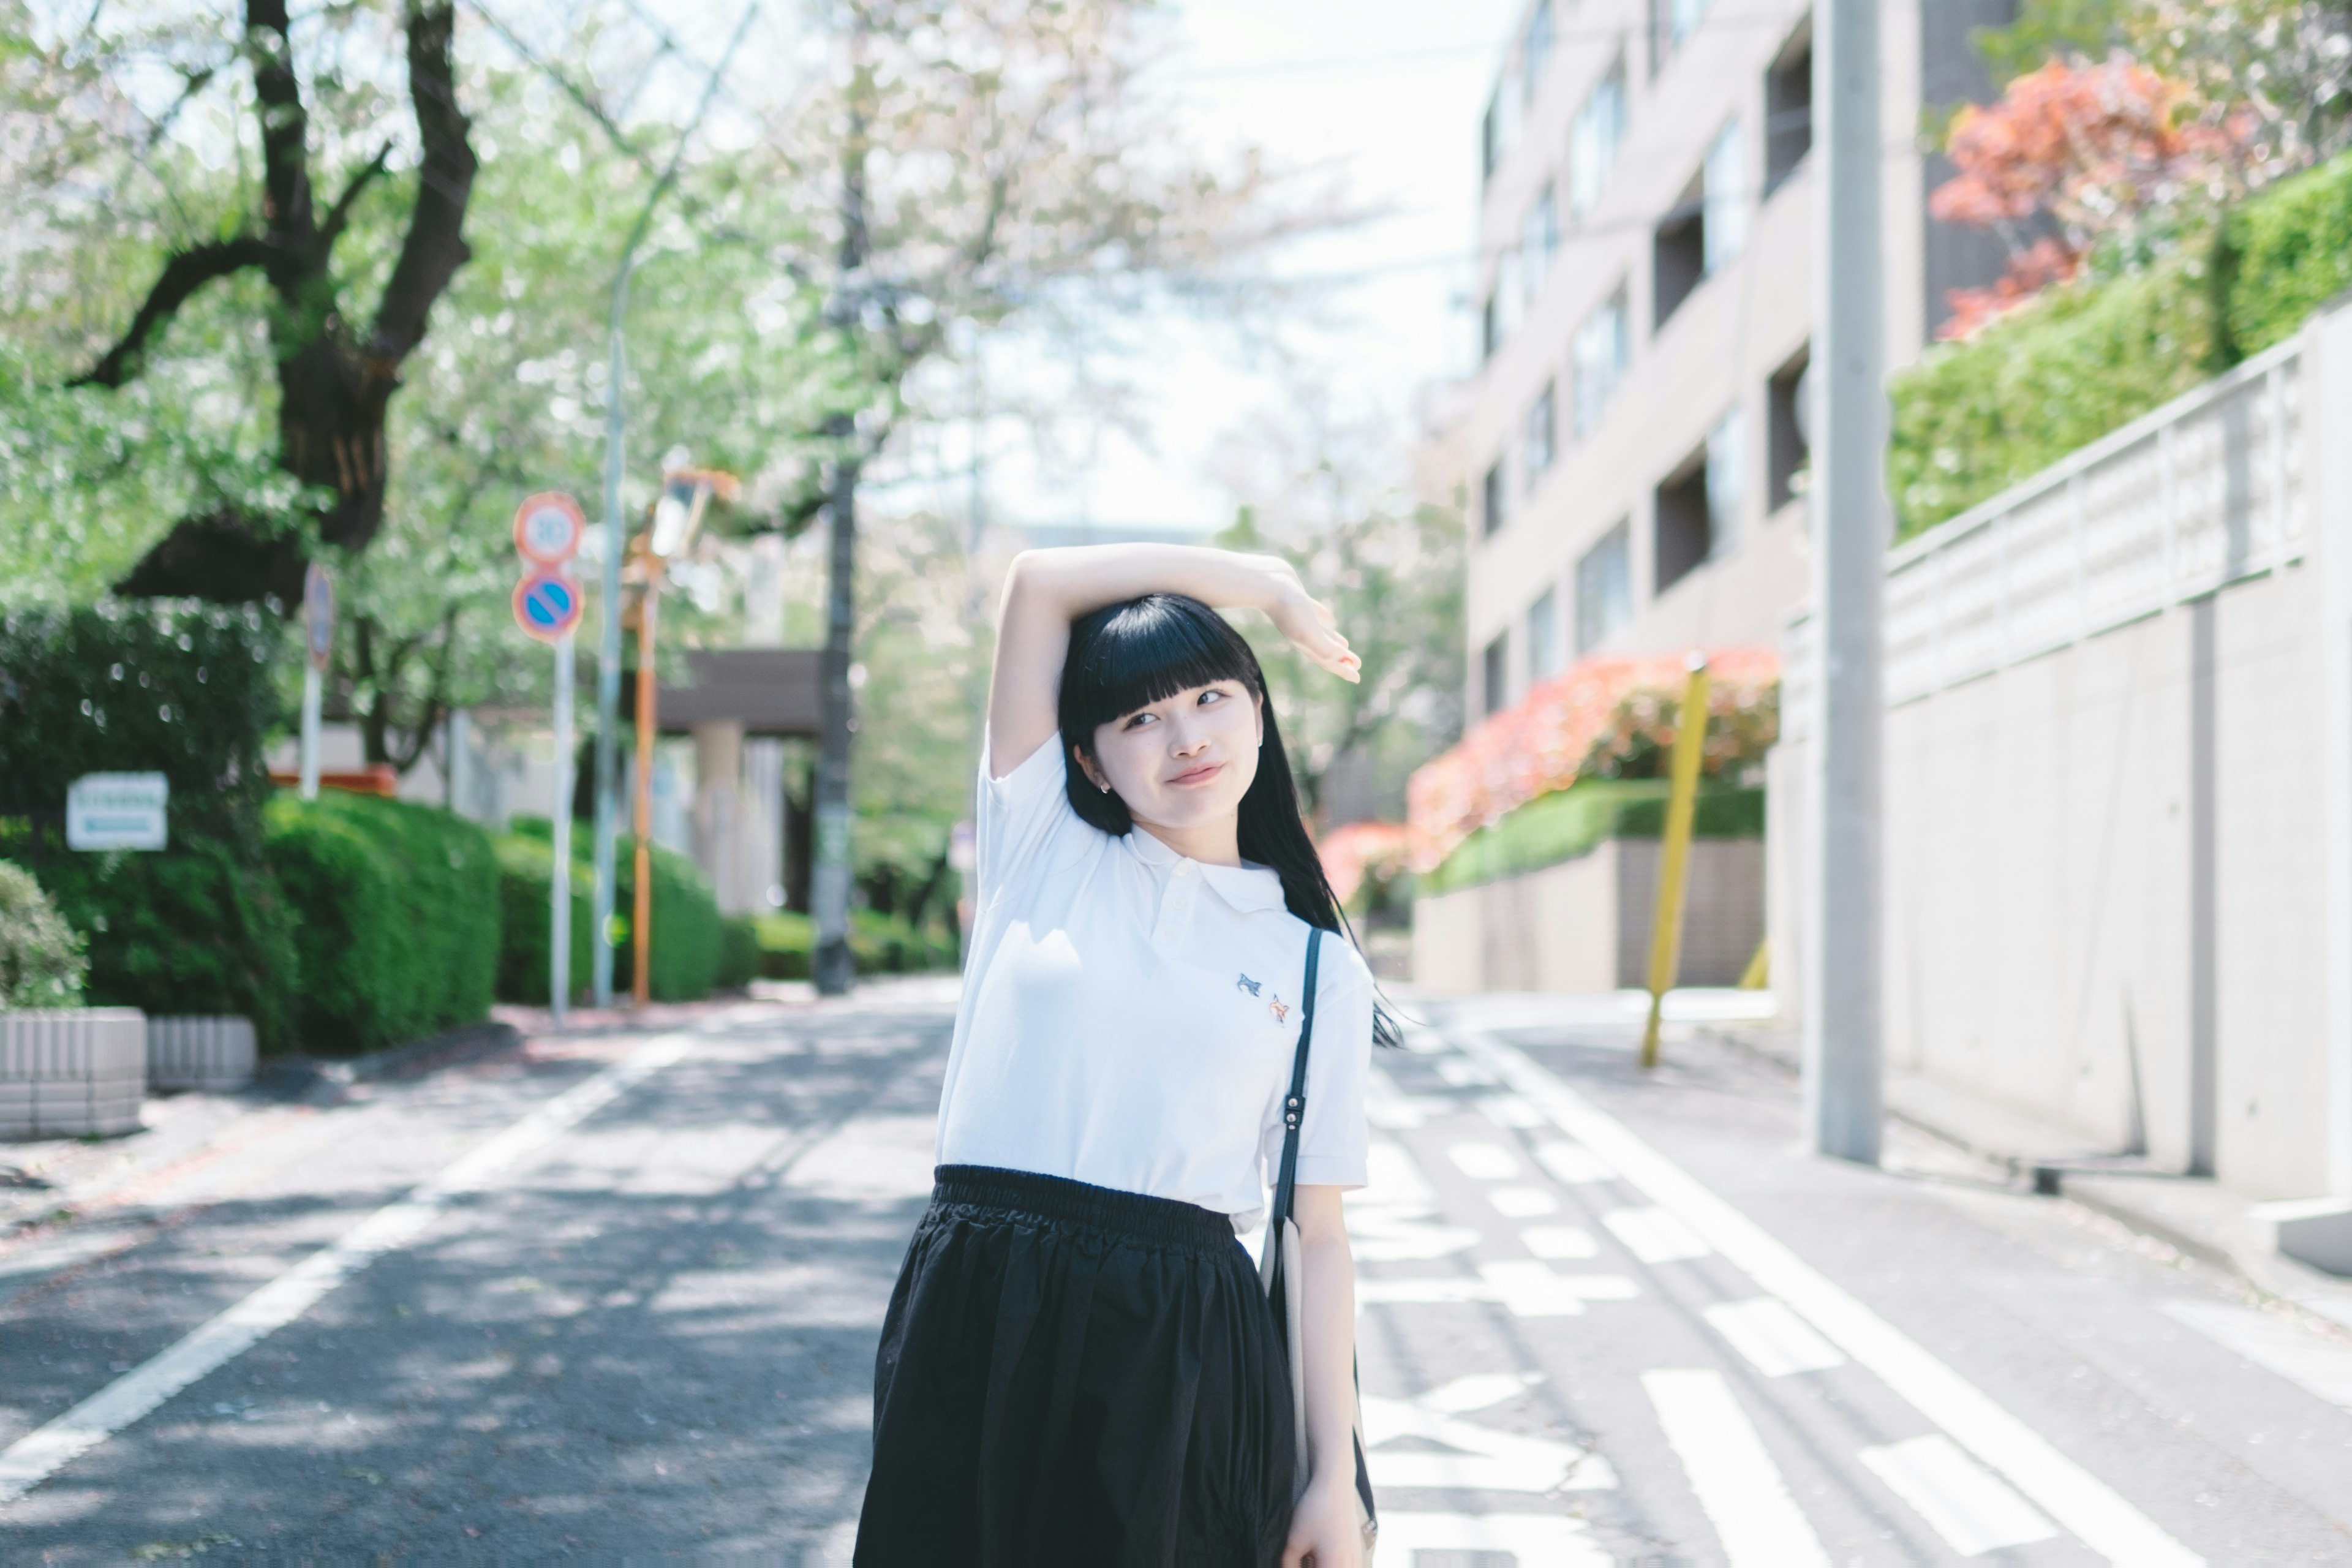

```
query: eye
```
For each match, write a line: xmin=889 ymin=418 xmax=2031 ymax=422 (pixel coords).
xmin=1122 ymin=711 xmax=1156 ymax=730
xmin=1199 ymin=688 xmax=1225 ymax=706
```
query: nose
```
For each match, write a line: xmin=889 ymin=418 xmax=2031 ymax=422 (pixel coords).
xmin=1167 ymin=721 xmax=1211 ymax=758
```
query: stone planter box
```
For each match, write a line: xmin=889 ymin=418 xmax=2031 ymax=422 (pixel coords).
xmin=147 ymin=1016 xmax=258 ymax=1092
xmin=1 ymin=1009 xmax=146 ymax=1139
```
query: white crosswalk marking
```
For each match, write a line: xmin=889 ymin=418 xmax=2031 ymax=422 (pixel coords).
xmin=1461 ymin=1032 xmax=2206 ymax=1568
xmin=2160 ymin=1298 xmax=2352 ymax=1412
xmin=1362 ymin=1394 xmax=1616 ymax=1492
xmin=1376 ymin=1511 xmax=1613 ymax=1564
xmin=1357 ymin=1264 xmax=1639 ymax=1316
xmin=1520 ymin=1224 xmax=1599 ymax=1259
xmin=1602 ymin=1204 xmax=1713 ymax=1262
xmin=1447 ymin=1140 xmax=1522 ymax=1180
xmin=1487 ymin=1185 xmax=1559 ymax=1217
xmin=1861 ymin=1434 xmax=2059 ymax=1556
xmin=1704 ymin=1297 xmax=1848 ymax=1377
xmin=1643 ymin=1368 xmax=1831 ymax=1568
xmin=1534 ymin=1138 xmax=1616 ymax=1183
xmin=1415 ymin=1371 xmax=1543 ymax=1414
xmin=1479 ymin=1095 xmax=1549 ymax=1128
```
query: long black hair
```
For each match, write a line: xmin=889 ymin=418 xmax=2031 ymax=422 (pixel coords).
xmin=1059 ymin=592 xmax=1401 ymax=1047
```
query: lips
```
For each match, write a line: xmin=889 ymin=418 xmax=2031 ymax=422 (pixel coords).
xmin=1167 ymin=761 xmax=1225 ymax=787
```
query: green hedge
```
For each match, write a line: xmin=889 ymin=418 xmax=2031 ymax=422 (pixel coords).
xmin=1423 ymin=779 xmax=1766 ymax=897
xmin=717 ymin=916 xmax=761 ymax=990
xmin=1891 ymin=150 xmax=2352 ymax=541
xmin=751 ymin=908 xmax=958 ymax=979
xmin=492 ymin=832 xmax=594 ymax=1006
xmin=266 ymin=794 xmax=500 ymax=1054
xmin=501 ymin=818 xmax=726 ymax=1002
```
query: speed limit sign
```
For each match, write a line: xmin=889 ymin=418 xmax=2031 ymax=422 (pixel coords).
xmin=513 ymin=492 xmax=586 ymax=567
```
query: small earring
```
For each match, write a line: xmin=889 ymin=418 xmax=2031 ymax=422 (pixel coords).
xmin=1098 ymin=781 xmax=1110 ymax=794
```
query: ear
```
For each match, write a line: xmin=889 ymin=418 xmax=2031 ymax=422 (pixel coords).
xmin=1071 ymin=741 xmax=1112 ymax=794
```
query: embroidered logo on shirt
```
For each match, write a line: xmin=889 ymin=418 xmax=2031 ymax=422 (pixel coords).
xmin=1268 ymin=993 xmax=1289 ymax=1025
xmin=1235 ymin=973 xmax=1262 ymax=997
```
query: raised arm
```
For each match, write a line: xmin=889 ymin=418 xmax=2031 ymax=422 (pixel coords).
xmin=986 ymin=543 xmax=1359 ymax=779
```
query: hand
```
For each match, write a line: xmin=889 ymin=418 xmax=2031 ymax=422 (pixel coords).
xmin=1281 ymin=1474 xmax=1365 ymax=1568
xmin=1265 ymin=575 xmax=1361 ymax=685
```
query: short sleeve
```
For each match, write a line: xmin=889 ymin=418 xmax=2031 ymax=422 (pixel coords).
xmin=1275 ymin=937 xmax=1373 ymax=1190
xmin=975 ymin=726 xmax=1084 ymax=907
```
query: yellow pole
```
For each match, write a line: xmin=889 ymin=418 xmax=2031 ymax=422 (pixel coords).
xmin=632 ymin=549 xmax=662 ymax=1009
xmin=1642 ymin=654 xmax=1712 ymax=1069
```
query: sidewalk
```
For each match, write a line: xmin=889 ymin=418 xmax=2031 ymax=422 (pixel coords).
xmin=1708 ymin=1017 xmax=2352 ymax=1336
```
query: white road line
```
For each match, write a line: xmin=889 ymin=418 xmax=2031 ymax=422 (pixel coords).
xmin=1602 ymin=1204 xmax=1713 ymax=1262
xmin=1415 ymin=1371 xmax=1543 ymax=1414
xmin=1643 ymin=1368 xmax=1831 ymax=1568
xmin=1362 ymin=1395 xmax=1616 ymax=1492
xmin=2160 ymin=1298 xmax=2352 ymax=1412
xmin=1377 ymin=1511 xmax=1612 ymax=1564
xmin=1459 ymin=1031 xmax=2206 ymax=1568
xmin=1488 ymin=1185 xmax=1558 ymax=1217
xmin=1357 ymin=1265 xmax=1638 ymax=1316
xmin=0 ymin=1031 xmax=696 ymax=1510
xmin=1479 ymin=1095 xmax=1548 ymax=1128
xmin=1861 ymin=1434 xmax=2059 ymax=1556
xmin=1534 ymin=1138 xmax=1616 ymax=1183
xmin=1704 ymin=1297 xmax=1848 ymax=1377
xmin=1447 ymin=1140 xmax=1522 ymax=1180
xmin=1521 ymin=1224 xmax=1599 ymax=1259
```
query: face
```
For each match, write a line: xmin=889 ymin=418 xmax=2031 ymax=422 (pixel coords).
xmin=1079 ymin=679 xmax=1263 ymax=832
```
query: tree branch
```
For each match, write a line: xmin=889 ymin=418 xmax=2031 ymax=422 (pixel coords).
xmin=69 ymin=236 xmax=277 ymax=388
xmin=366 ymin=0 xmax=477 ymax=369
xmin=246 ymin=0 xmax=314 ymax=246
xmin=318 ymin=142 xmax=394 ymax=258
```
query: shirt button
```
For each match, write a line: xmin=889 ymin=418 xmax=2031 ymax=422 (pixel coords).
xmin=1173 ymin=862 xmax=1194 ymax=878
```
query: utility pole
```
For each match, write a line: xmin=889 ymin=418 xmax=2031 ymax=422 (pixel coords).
xmin=1804 ymin=0 xmax=1886 ymax=1164
xmin=811 ymin=28 xmax=871 ymax=998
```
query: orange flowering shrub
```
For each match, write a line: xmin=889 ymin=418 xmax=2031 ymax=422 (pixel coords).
xmin=1404 ymin=647 xmax=1778 ymax=873
xmin=1316 ymin=820 xmax=1410 ymax=908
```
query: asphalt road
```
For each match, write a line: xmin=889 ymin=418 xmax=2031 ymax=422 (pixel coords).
xmin=2 ymin=983 xmax=2350 ymax=1563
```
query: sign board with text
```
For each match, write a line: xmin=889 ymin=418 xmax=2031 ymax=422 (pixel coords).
xmin=67 ymin=772 xmax=169 ymax=851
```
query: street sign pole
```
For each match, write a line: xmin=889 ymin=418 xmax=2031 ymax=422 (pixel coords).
xmin=1805 ymin=0 xmax=1887 ymax=1165
xmin=549 ymin=632 xmax=575 ymax=1025
xmin=300 ymin=563 xmax=334 ymax=802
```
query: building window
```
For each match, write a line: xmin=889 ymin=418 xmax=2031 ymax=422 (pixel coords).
xmin=1649 ymin=0 xmax=1709 ymax=74
xmin=1654 ymin=405 xmax=1744 ymax=594
xmin=1765 ymin=23 xmax=1812 ymax=196
xmin=1571 ymin=288 xmax=1630 ymax=438
xmin=1568 ymin=61 xmax=1626 ymax=217
xmin=1653 ymin=119 xmax=1744 ymax=328
xmin=1523 ymin=185 xmax=1558 ymax=302
xmin=1575 ymin=521 xmax=1633 ymax=655
xmin=1483 ymin=67 xmax=1521 ymax=183
xmin=1524 ymin=0 xmax=1555 ymax=104
xmin=1483 ymin=631 xmax=1511 ymax=715
xmin=1703 ymin=119 xmax=1749 ymax=273
xmin=1526 ymin=587 xmax=1562 ymax=682
xmin=1482 ymin=95 xmax=1502 ymax=183
xmin=1524 ymin=382 xmax=1557 ymax=486
xmin=1482 ymin=293 xmax=1501 ymax=362
xmin=1483 ymin=459 xmax=1507 ymax=538
xmin=1768 ymin=346 xmax=1811 ymax=510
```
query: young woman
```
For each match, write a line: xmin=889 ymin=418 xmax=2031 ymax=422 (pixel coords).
xmin=854 ymin=544 xmax=1377 ymax=1567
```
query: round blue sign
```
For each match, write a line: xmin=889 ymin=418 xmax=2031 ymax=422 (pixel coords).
xmin=513 ymin=571 xmax=582 ymax=643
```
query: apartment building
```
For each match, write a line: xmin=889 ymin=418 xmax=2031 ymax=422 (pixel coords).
xmin=1461 ymin=0 xmax=2014 ymax=714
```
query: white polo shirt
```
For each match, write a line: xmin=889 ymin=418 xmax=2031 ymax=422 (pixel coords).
xmin=934 ymin=730 xmax=1373 ymax=1232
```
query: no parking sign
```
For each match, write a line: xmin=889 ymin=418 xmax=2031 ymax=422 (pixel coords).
xmin=512 ymin=571 xmax=583 ymax=643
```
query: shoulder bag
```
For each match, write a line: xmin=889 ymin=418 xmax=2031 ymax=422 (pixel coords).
xmin=1259 ymin=925 xmax=1379 ymax=1561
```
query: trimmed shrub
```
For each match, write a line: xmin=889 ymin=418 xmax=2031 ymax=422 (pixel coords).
xmin=1423 ymin=778 xmax=1766 ymax=897
xmin=0 ymin=860 xmax=85 ymax=1006
xmin=16 ymin=831 xmax=300 ymax=1047
xmin=753 ymin=910 xmax=814 ymax=979
xmin=492 ymin=832 xmax=594 ymax=1006
xmin=717 ymin=916 xmax=761 ymax=990
xmin=1891 ymin=149 xmax=2352 ymax=543
xmin=499 ymin=818 xmax=729 ymax=1002
xmin=265 ymin=794 xmax=500 ymax=1054
xmin=752 ymin=908 xmax=956 ymax=979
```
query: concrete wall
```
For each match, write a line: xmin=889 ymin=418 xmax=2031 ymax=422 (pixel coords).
xmin=1414 ymin=837 xmax=1763 ymax=994
xmin=1772 ymin=303 xmax=2352 ymax=1204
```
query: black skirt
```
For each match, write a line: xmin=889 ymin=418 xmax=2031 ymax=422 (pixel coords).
xmin=854 ymin=1164 xmax=1297 ymax=1567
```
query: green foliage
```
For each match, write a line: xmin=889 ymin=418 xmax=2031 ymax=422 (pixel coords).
xmin=1971 ymin=0 xmax=2131 ymax=86
xmin=15 ymin=832 xmax=300 ymax=1047
xmin=750 ymin=907 xmax=957 ymax=979
xmin=0 ymin=859 xmax=85 ymax=1007
xmin=1890 ymin=259 xmax=2217 ymax=539
xmin=0 ymin=600 xmax=284 ymax=851
xmin=264 ymin=794 xmax=499 ymax=1054
xmin=614 ymin=836 xmax=725 ymax=1003
xmin=1422 ymin=780 xmax=1766 ymax=898
xmin=491 ymin=832 xmax=593 ymax=1007
xmin=717 ymin=916 xmax=761 ymax=991
xmin=2216 ymin=152 xmax=2352 ymax=363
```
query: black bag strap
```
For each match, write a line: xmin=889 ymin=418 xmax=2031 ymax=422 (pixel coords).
xmin=1269 ymin=926 xmax=1324 ymax=1235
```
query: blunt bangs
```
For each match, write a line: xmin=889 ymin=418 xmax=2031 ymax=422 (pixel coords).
xmin=1058 ymin=594 xmax=1262 ymax=742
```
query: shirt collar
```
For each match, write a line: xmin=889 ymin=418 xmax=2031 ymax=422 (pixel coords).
xmin=1126 ymin=827 xmax=1288 ymax=914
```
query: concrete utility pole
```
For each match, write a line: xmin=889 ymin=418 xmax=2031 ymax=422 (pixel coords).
xmin=811 ymin=32 xmax=872 ymax=998
xmin=1804 ymin=0 xmax=1885 ymax=1164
